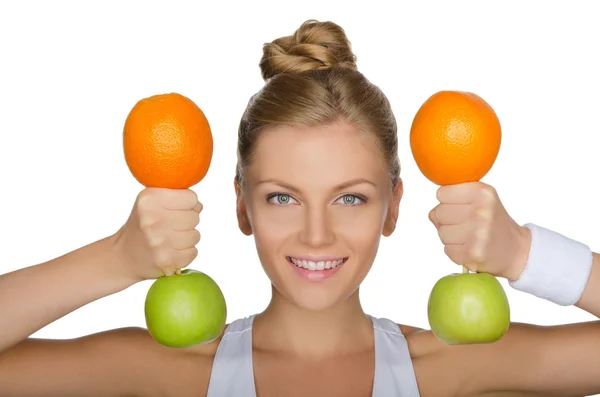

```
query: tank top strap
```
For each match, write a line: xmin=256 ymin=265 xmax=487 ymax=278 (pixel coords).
xmin=369 ymin=316 xmax=421 ymax=396
xmin=206 ymin=315 xmax=257 ymax=397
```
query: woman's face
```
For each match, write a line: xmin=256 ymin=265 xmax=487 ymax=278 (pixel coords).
xmin=236 ymin=120 xmax=402 ymax=311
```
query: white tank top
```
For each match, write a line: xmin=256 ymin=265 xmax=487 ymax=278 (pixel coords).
xmin=206 ymin=314 xmax=420 ymax=396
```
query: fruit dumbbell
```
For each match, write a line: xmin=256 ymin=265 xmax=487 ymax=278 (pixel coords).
xmin=410 ymin=91 xmax=510 ymax=345
xmin=123 ymin=93 xmax=227 ymax=348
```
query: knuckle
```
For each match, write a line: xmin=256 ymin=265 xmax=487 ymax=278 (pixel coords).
xmin=137 ymin=189 xmax=157 ymax=210
xmin=186 ymin=189 xmax=198 ymax=201
xmin=144 ymin=229 xmax=164 ymax=248
xmin=183 ymin=189 xmax=198 ymax=207
xmin=480 ymin=184 xmax=497 ymax=203
xmin=484 ymin=183 xmax=497 ymax=195
xmin=138 ymin=214 xmax=156 ymax=229
xmin=155 ymin=248 xmax=173 ymax=268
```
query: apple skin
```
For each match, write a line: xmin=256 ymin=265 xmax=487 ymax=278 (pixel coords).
xmin=145 ymin=269 xmax=227 ymax=348
xmin=427 ymin=272 xmax=510 ymax=345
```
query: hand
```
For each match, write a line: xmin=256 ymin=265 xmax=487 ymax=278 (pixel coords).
xmin=112 ymin=188 xmax=203 ymax=282
xmin=428 ymin=182 xmax=531 ymax=281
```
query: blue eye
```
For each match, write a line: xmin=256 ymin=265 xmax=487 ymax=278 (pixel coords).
xmin=335 ymin=194 xmax=365 ymax=206
xmin=267 ymin=193 xmax=298 ymax=205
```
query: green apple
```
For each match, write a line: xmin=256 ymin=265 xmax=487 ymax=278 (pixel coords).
xmin=427 ymin=272 xmax=510 ymax=344
xmin=145 ymin=269 xmax=227 ymax=348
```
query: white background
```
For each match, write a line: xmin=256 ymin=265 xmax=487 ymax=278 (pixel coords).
xmin=1 ymin=0 xmax=599 ymax=393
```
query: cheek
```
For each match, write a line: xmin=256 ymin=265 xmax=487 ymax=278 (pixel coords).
xmin=332 ymin=206 xmax=385 ymax=251
xmin=247 ymin=202 xmax=303 ymax=253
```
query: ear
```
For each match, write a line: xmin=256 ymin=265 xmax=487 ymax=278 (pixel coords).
xmin=383 ymin=178 xmax=403 ymax=237
xmin=234 ymin=180 xmax=253 ymax=236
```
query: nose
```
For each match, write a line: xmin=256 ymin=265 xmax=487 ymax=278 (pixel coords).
xmin=298 ymin=205 xmax=336 ymax=248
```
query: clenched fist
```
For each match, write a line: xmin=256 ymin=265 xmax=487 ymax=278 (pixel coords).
xmin=428 ymin=182 xmax=531 ymax=281
xmin=113 ymin=188 xmax=203 ymax=282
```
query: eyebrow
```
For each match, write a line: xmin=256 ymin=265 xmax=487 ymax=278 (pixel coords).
xmin=256 ymin=178 xmax=376 ymax=194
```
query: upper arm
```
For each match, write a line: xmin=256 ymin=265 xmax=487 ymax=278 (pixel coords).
xmin=412 ymin=321 xmax=600 ymax=396
xmin=481 ymin=321 xmax=600 ymax=396
xmin=0 ymin=327 xmax=203 ymax=397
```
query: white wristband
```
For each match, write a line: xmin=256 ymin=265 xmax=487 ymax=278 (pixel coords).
xmin=509 ymin=223 xmax=593 ymax=306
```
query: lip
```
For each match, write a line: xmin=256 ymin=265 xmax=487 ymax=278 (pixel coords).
xmin=289 ymin=255 xmax=345 ymax=262
xmin=287 ymin=256 xmax=348 ymax=282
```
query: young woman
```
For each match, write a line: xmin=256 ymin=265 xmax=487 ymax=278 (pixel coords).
xmin=1 ymin=20 xmax=599 ymax=397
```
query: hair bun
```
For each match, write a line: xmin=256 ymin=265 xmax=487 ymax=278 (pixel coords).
xmin=259 ymin=20 xmax=358 ymax=81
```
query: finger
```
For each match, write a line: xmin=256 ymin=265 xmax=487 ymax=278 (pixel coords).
xmin=159 ymin=247 xmax=198 ymax=276
xmin=169 ymin=229 xmax=201 ymax=250
xmin=174 ymin=247 xmax=198 ymax=267
xmin=438 ymin=223 xmax=473 ymax=245
xmin=168 ymin=210 xmax=200 ymax=231
xmin=428 ymin=207 xmax=440 ymax=229
xmin=145 ymin=224 xmax=167 ymax=248
xmin=433 ymin=203 xmax=474 ymax=225
xmin=436 ymin=182 xmax=480 ymax=204
xmin=444 ymin=244 xmax=466 ymax=266
xmin=157 ymin=189 xmax=199 ymax=211
xmin=469 ymin=222 xmax=491 ymax=263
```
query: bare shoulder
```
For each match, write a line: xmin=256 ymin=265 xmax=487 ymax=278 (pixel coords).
xmin=395 ymin=323 xmax=438 ymax=358
xmin=0 ymin=324 xmax=230 ymax=397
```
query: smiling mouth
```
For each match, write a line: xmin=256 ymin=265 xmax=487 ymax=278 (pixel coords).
xmin=287 ymin=256 xmax=348 ymax=271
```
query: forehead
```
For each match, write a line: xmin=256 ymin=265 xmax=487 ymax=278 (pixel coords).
xmin=247 ymin=120 xmax=387 ymax=187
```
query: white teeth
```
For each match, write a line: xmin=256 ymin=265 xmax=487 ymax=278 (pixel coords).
xmin=289 ymin=257 xmax=345 ymax=271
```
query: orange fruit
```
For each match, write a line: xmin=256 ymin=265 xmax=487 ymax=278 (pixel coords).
xmin=123 ymin=93 xmax=213 ymax=189
xmin=409 ymin=91 xmax=501 ymax=186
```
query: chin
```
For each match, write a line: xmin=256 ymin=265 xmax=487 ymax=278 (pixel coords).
xmin=287 ymin=286 xmax=349 ymax=312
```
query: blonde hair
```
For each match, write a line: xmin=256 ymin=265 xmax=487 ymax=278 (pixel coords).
xmin=235 ymin=20 xmax=400 ymax=188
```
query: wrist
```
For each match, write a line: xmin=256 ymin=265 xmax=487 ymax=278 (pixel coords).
xmin=508 ymin=223 xmax=593 ymax=306
xmin=100 ymin=232 xmax=144 ymax=288
xmin=504 ymin=225 xmax=532 ymax=282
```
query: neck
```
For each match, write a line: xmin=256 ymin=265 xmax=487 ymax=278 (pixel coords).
xmin=252 ymin=285 xmax=373 ymax=359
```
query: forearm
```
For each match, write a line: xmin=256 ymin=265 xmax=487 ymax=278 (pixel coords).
xmin=575 ymin=252 xmax=600 ymax=317
xmin=0 ymin=235 xmax=136 ymax=353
